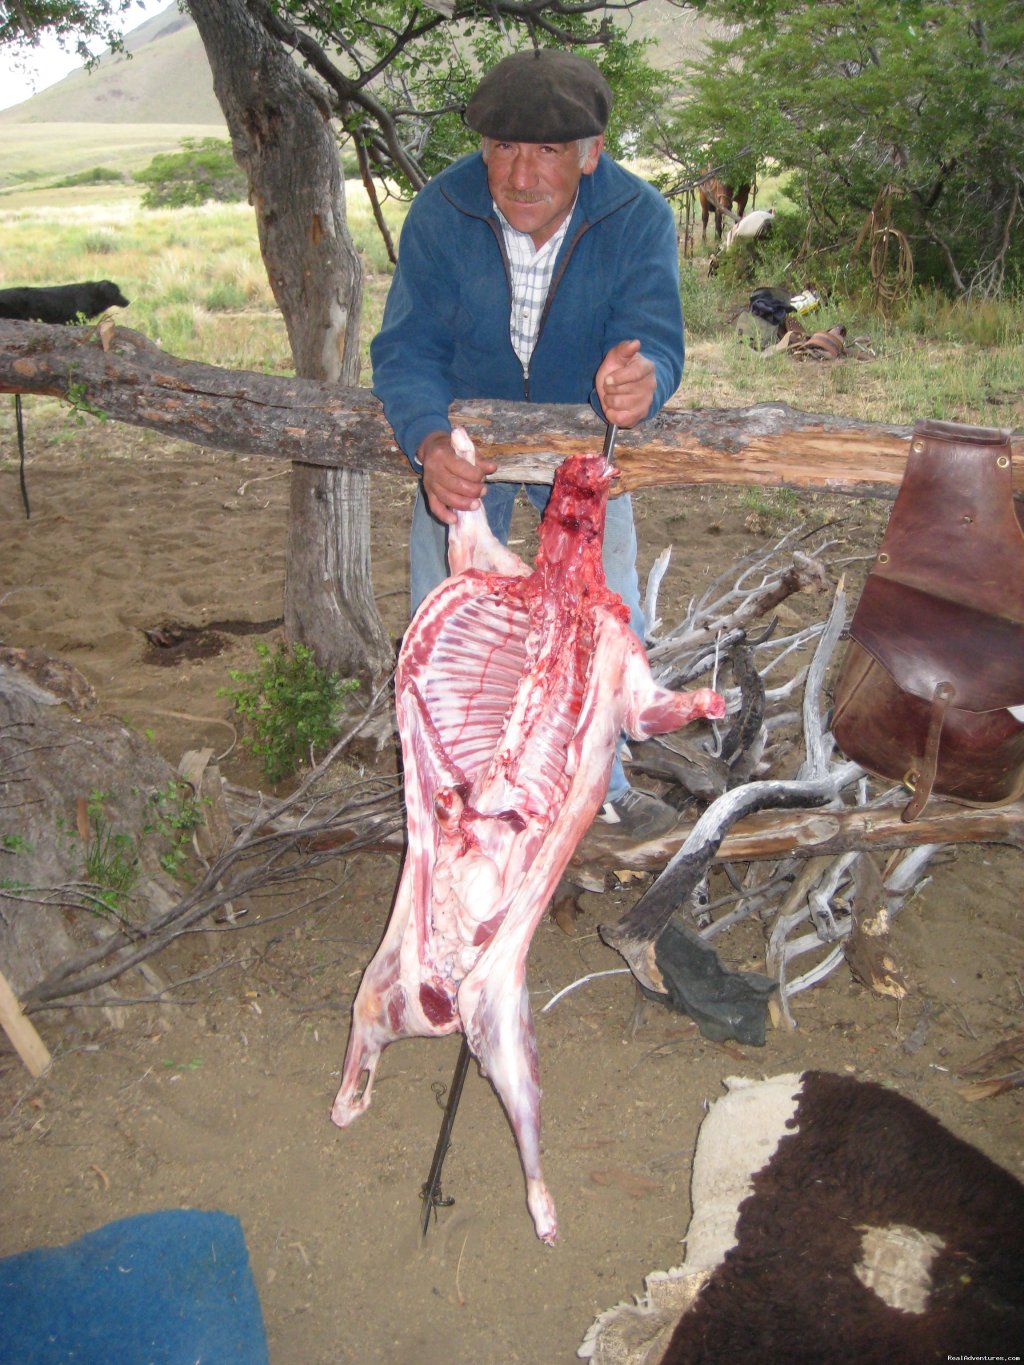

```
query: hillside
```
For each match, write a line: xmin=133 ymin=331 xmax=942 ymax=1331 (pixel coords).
xmin=0 ymin=3 xmax=716 ymax=193
xmin=0 ymin=4 xmax=223 ymax=126
xmin=0 ymin=1 xmax=716 ymax=128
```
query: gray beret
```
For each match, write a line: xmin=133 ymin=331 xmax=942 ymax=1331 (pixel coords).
xmin=464 ymin=49 xmax=612 ymax=143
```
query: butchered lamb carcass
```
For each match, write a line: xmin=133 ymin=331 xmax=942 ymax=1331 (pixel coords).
xmin=331 ymin=428 xmax=725 ymax=1243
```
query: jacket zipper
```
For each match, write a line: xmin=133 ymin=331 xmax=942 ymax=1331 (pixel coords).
xmin=488 ymin=215 xmax=594 ymax=402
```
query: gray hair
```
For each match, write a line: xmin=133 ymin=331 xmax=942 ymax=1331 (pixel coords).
xmin=576 ymin=135 xmax=599 ymax=167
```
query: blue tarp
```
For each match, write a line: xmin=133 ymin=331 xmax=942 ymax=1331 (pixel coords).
xmin=0 ymin=1209 xmax=269 ymax=1365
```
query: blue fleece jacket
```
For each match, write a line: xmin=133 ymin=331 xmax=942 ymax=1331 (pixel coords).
xmin=370 ymin=151 xmax=685 ymax=467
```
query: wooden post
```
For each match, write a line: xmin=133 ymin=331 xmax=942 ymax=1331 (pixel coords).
xmin=0 ymin=966 xmax=52 ymax=1078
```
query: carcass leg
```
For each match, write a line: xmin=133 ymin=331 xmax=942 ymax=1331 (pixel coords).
xmin=330 ymin=950 xmax=402 ymax=1127
xmin=332 ymin=869 xmax=418 ymax=1127
xmin=462 ymin=973 xmax=558 ymax=1245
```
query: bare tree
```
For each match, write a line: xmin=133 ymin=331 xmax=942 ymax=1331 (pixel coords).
xmin=187 ymin=0 xmax=392 ymax=686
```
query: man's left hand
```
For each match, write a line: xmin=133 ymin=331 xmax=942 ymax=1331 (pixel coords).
xmin=596 ymin=338 xmax=656 ymax=428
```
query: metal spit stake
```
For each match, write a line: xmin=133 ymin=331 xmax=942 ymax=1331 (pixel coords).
xmin=419 ymin=1034 xmax=473 ymax=1238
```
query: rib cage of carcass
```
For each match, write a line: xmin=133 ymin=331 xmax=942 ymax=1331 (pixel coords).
xmin=331 ymin=428 xmax=724 ymax=1243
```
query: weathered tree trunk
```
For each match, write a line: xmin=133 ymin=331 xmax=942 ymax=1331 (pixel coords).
xmin=286 ymin=462 xmax=396 ymax=680
xmin=186 ymin=0 xmax=391 ymax=684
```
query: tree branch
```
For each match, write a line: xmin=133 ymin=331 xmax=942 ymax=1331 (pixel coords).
xmin=353 ymin=135 xmax=399 ymax=265
xmin=251 ymin=0 xmax=437 ymax=190
xmin=4 ymin=320 xmax=1022 ymax=495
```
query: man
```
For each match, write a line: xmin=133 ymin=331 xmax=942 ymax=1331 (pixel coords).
xmin=371 ymin=48 xmax=685 ymax=839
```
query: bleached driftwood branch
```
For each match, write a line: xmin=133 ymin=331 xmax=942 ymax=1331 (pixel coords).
xmin=599 ymin=584 xmax=864 ymax=1004
xmin=588 ymin=529 xmax=1020 ymax=1031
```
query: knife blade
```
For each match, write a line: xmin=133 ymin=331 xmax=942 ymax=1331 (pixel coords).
xmin=601 ymin=422 xmax=618 ymax=464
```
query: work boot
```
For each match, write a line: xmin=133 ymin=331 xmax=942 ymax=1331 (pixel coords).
xmin=598 ymin=788 xmax=679 ymax=840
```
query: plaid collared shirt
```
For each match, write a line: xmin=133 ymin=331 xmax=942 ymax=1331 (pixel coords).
xmin=495 ymin=199 xmax=576 ymax=371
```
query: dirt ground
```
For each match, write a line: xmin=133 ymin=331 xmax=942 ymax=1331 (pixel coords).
xmin=1 ymin=416 xmax=1022 ymax=1365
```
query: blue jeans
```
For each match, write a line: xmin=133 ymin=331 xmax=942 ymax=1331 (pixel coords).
xmin=409 ymin=481 xmax=645 ymax=801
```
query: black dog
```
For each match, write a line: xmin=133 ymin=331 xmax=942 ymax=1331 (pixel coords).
xmin=0 ymin=279 xmax=129 ymax=324
xmin=2 ymin=280 xmax=130 ymax=518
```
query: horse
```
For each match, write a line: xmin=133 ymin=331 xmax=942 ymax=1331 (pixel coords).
xmin=698 ymin=176 xmax=751 ymax=243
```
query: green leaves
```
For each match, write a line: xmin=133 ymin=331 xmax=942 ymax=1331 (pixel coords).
xmin=135 ymin=138 xmax=248 ymax=210
xmin=265 ymin=2 xmax=662 ymax=195
xmin=0 ymin=2 xmax=132 ymax=65
xmin=223 ymin=641 xmax=359 ymax=784
xmin=665 ymin=0 xmax=1024 ymax=296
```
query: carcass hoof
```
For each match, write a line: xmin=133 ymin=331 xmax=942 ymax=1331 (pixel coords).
xmin=528 ymin=1178 xmax=559 ymax=1245
xmin=330 ymin=1077 xmax=372 ymax=1129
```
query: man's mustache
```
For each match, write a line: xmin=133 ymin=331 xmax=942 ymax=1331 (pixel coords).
xmin=502 ymin=191 xmax=552 ymax=205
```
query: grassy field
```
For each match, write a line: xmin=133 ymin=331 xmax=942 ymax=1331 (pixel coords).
xmin=1 ymin=152 xmax=1021 ymax=440
xmin=0 ymin=182 xmax=406 ymax=382
xmin=0 ymin=125 xmax=229 ymax=196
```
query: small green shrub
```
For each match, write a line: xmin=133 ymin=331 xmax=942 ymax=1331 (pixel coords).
xmin=82 ymin=789 xmax=139 ymax=915
xmin=136 ymin=138 xmax=248 ymax=210
xmin=144 ymin=781 xmax=204 ymax=877
xmin=223 ymin=641 xmax=359 ymax=784
xmin=58 ymin=784 xmax=202 ymax=918
xmin=54 ymin=166 xmax=126 ymax=189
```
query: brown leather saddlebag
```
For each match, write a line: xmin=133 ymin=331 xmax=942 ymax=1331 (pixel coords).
xmin=832 ymin=418 xmax=1024 ymax=821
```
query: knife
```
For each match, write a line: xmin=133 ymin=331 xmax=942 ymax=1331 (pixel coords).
xmin=601 ymin=422 xmax=618 ymax=464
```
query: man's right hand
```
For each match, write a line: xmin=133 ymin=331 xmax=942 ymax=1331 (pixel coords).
xmin=417 ymin=430 xmax=498 ymax=525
